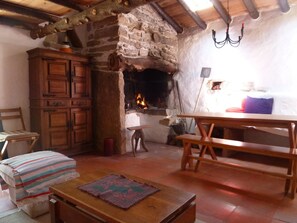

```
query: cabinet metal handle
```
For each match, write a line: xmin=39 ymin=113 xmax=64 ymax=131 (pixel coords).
xmin=49 ymin=198 xmax=57 ymax=204
xmin=44 ymin=109 xmax=57 ymax=112
xmin=53 ymin=101 xmax=64 ymax=106
xmin=70 ymin=71 xmax=75 ymax=82
xmin=42 ymin=57 xmax=56 ymax=61
xmin=67 ymin=121 xmax=73 ymax=129
xmin=43 ymin=93 xmax=56 ymax=97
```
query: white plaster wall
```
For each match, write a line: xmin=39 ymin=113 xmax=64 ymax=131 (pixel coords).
xmin=0 ymin=25 xmax=44 ymax=128
xmin=138 ymin=113 xmax=170 ymax=144
xmin=125 ymin=112 xmax=170 ymax=151
xmin=175 ymin=5 xmax=297 ymax=128
xmin=0 ymin=25 xmax=44 ymax=156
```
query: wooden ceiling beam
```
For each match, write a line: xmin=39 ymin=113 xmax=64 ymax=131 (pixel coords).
xmin=177 ymin=0 xmax=207 ymax=30
xmin=0 ymin=0 xmax=60 ymax=22
xmin=150 ymin=2 xmax=183 ymax=33
xmin=210 ymin=0 xmax=231 ymax=24
xmin=242 ymin=0 xmax=259 ymax=19
xmin=278 ymin=0 xmax=290 ymax=13
xmin=47 ymin=0 xmax=86 ymax=12
xmin=0 ymin=16 xmax=38 ymax=30
xmin=30 ymin=0 xmax=156 ymax=39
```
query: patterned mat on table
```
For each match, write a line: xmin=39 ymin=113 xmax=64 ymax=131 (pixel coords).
xmin=78 ymin=174 xmax=160 ymax=209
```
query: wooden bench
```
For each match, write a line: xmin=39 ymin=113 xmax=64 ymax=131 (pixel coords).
xmin=0 ymin=107 xmax=39 ymax=160
xmin=176 ymin=134 xmax=297 ymax=198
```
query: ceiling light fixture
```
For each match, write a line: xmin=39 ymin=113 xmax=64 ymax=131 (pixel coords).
xmin=212 ymin=0 xmax=244 ymax=48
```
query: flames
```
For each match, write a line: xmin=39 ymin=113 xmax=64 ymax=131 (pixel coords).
xmin=136 ymin=93 xmax=148 ymax=109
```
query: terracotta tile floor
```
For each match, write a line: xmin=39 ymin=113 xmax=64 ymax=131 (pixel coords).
xmin=1 ymin=142 xmax=297 ymax=222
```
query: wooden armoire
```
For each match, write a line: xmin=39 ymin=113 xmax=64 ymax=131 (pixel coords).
xmin=27 ymin=48 xmax=93 ymax=156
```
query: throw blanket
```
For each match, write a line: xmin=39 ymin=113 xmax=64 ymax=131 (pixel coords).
xmin=0 ymin=151 xmax=79 ymax=204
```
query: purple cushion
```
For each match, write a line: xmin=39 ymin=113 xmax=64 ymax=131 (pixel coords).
xmin=244 ymin=96 xmax=274 ymax=114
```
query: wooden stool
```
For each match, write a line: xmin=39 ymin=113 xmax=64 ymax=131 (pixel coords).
xmin=127 ymin=125 xmax=151 ymax=156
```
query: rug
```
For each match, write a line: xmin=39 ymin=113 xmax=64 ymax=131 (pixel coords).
xmin=0 ymin=208 xmax=50 ymax=223
xmin=78 ymin=174 xmax=160 ymax=209
xmin=0 ymin=209 xmax=37 ymax=223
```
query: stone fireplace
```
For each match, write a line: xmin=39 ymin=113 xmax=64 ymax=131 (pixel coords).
xmin=86 ymin=5 xmax=178 ymax=154
xmin=124 ymin=68 xmax=174 ymax=111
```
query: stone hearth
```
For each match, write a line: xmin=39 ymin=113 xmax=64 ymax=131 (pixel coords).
xmin=87 ymin=5 xmax=178 ymax=154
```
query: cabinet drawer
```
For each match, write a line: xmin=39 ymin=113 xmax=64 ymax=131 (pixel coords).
xmin=47 ymin=100 xmax=69 ymax=107
xmin=30 ymin=100 xmax=70 ymax=108
xmin=71 ymin=99 xmax=91 ymax=107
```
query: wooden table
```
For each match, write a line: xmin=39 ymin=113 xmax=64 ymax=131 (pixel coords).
xmin=49 ymin=169 xmax=196 ymax=223
xmin=179 ymin=112 xmax=297 ymax=158
xmin=178 ymin=112 xmax=297 ymax=197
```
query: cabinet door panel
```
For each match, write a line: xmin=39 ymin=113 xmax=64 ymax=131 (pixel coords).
xmin=43 ymin=59 xmax=70 ymax=98
xmin=44 ymin=109 xmax=71 ymax=151
xmin=48 ymin=80 xmax=69 ymax=96
xmin=71 ymin=108 xmax=92 ymax=146
xmin=71 ymin=61 xmax=90 ymax=98
xmin=49 ymin=112 xmax=68 ymax=127
xmin=50 ymin=131 xmax=69 ymax=147
xmin=73 ymin=128 xmax=87 ymax=145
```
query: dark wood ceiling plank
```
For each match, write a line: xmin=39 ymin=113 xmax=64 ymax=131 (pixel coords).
xmin=0 ymin=16 xmax=38 ymax=29
xmin=47 ymin=0 xmax=85 ymax=12
xmin=30 ymin=0 xmax=156 ymax=39
xmin=150 ymin=2 xmax=183 ymax=33
xmin=177 ymin=0 xmax=207 ymax=30
xmin=210 ymin=0 xmax=231 ymax=24
xmin=242 ymin=0 xmax=259 ymax=19
xmin=278 ymin=0 xmax=290 ymax=13
xmin=0 ymin=0 xmax=60 ymax=22
xmin=158 ymin=2 xmax=183 ymax=16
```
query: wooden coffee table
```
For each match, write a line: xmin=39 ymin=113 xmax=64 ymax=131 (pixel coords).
xmin=49 ymin=170 xmax=196 ymax=223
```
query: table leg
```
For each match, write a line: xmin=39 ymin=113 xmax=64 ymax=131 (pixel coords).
xmin=195 ymin=144 xmax=206 ymax=171
xmin=49 ymin=195 xmax=63 ymax=223
xmin=286 ymin=123 xmax=296 ymax=194
xmin=131 ymin=132 xmax=137 ymax=157
xmin=194 ymin=122 xmax=217 ymax=170
xmin=140 ymin=130 xmax=149 ymax=152
xmin=290 ymin=158 xmax=297 ymax=198
xmin=131 ymin=129 xmax=149 ymax=157
xmin=181 ymin=142 xmax=193 ymax=170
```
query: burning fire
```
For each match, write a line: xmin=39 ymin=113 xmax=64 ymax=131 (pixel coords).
xmin=136 ymin=93 xmax=148 ymax=109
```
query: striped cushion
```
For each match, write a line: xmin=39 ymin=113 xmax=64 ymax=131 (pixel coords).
xmin=0 ymin=151 xmax=79 ymax=204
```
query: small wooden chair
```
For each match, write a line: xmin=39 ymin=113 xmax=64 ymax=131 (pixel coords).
xmin=127 ymin=125 xmax=151 ymax=156
xmin=0 ymin=107 xmax=39 ymax=160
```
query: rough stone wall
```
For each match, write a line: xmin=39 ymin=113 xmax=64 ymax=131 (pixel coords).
xmin=118 ymin=5 xmax=177 ymax=63
xmin=87 ymin=16 xmax=125 ymax=154
xmin=87 ymin=5 xmax=178 ymax=154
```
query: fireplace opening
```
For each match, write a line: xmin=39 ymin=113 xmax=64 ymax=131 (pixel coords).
xmin=124 ymin=69 xmax=173 ymax=111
